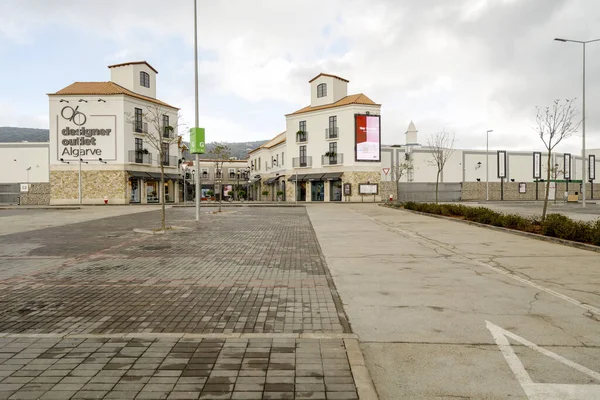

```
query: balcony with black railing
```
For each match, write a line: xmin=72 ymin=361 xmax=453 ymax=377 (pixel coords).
xmin=161 ymin=155 xmax=178 ymax=167
xmin=128 ymin=150 xmax=152 ymax=164
xmin=322 ymin=153 xmax=343 ymax=166
xmin=292 ymin=156 xmax=312 ymax=168
xmin=325 ymin=127 xmax=338 ymax=139
xmin=296 ymin=131 xmax=308 ymax=143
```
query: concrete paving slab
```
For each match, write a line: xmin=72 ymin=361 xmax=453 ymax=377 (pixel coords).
xmin=307 ymin=204 xmax=600 ymax=399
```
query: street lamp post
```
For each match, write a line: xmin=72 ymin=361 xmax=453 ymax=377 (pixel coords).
xmin=486 ymin=129 xmax=493 ymax=201
xmin=554 ymin=37 xmax=600 ymax=208
xmin=193 ymin=0 xmax=201 ymax=220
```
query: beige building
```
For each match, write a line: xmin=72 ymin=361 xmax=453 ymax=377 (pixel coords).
xmin=48 ymin=61 xmax=184 ymax=205
xmin=183 ymin=159 xmax=250 ymax=201
xmin=249 ymin=73 xmax=383 ymax=202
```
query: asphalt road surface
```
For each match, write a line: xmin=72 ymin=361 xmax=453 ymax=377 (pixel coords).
xmin=309 ymin=204 xmax=600 ymax=400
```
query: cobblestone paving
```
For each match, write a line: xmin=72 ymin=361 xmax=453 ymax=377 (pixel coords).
xmin=0 ymin=208 xmax=348 ymax=335
xmin=0 ymin=207 xmax=360 ymax=399
xmin=0 ymin=336 xmax=358 ymax=400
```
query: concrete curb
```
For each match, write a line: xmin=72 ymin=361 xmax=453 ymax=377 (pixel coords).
xmin=133 ymin=226 xmax=193 ymax=235
xmin=387 ymin=205 xmax=600 ymax=254
xmin=0 ymin=206 xmax=81 ymax=210
xmin=344 ymin=338 xmax=379 ymax=400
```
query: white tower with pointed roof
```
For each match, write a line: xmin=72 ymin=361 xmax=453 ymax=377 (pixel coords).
xmin=405 ymin=121 xmax=419 ymax=146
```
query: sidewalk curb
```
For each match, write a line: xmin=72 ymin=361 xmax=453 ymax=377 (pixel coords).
xmin=0 ymin=332 xmax=359 ymax=340
xmin=391 ymin=206 xmax=600 ymax=254
xmin=344 ymin=338 xmax=379 ymax=400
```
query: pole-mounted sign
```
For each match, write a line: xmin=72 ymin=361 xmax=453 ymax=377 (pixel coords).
xmin=497 ymin=150 xmax=507 ymax=179
xmin=533 ymin=152 xmax=541 ymax=179
xmin=189 ymin=127 xmax=205 ymax=154
xmin=564 ymin=153 xmax=571 ymax=180
xmin=590 ymin=154 xmax=596 ymax=181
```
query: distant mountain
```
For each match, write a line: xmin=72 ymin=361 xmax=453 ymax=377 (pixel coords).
xmin=0 ymin=127 xmax=49 ymax=142
xmin=0 ymin=127 xmax=268 ymax=160
xmin=182 ymin=140 xmax=268 ymax=161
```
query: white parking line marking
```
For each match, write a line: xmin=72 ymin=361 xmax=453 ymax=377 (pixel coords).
xmin=486 ymin=321 xmax=600 ymax=399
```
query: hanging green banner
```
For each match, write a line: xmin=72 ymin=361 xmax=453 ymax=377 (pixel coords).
xmin=189 ymin=127 xmax=205 ymax=154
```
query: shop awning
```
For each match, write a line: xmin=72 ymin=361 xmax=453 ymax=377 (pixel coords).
xmin=127 ymin=171 xmax=148 ymax=179
xmin=165 ymin=173 xmax=182 ymax=181
xmin=287 ymin=174 xmax=306 ymax=182
xmin=322 ymin=172 xmax=343 ymax=181
xmin=145 ymin=172 xmax=162 ymax=179
xmin=264 ymin=177 xmax=278 ymax=185
xmin=302 ymin=173 xmax=324 ymax=182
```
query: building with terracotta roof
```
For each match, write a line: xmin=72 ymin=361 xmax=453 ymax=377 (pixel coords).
xmin=47 ymin=61 xmax=185 ymax=205
xmin=248 ymin=73 xmax=383 ymax=202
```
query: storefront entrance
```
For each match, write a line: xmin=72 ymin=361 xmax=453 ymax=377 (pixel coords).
xmin=130 ymin=179 xmax=141 ymax=203
xmin=146 ymin=181 xmax=159 ymax=203
xmin=296 ymin=182 xmax=306 ymax=201
xmin=330 ymin=180 xmax=342 ymax=201
xmin=311 ymin=181 xmax=325 ymax=201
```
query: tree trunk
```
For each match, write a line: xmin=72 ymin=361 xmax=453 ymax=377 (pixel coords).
xmin=542 ymin=151 xmax=552 ymax=222
xmin=435 ymin=170 xmax=440 ymax=204
xmin=160 ymin=162 xmax=166 ymax=231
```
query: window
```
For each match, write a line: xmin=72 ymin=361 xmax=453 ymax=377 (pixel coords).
xmin=134 ymin=108 xmax=143 ymax=132
xmin=161 ymin=142 xmax=169 ymax=165
xmin=216 ymin=169 xmax=222 ymax=179
xmin=162 ymin=115 xmax=170 ymax=138
xmin=299 ymin=121 xmax=306 ymax=133
xmin=281 ymin=152 xmax=284 ymax=166
xmin=202 ymin=168 xmax=209 ymax=178
xmin=229 ymin=168 xmax=236 ymax=179
xmin=328 ymin=116 xmax=338 ymax=139
xmin=135 ymin=138 xmax=143 ymax=163
xmin=140 ymin=71 xmax=150 ymax=88
xmin=329 ymin=142 xmax=337 ymax=164
xmin=317 ymin=83 xmax=327 ymax=98
xmin=258 ymin=157 xmax=261 ymax=170
xmin=300 ymin=145 xmax=307 ymax=167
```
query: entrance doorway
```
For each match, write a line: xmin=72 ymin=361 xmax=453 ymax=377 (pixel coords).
xmin=130 ymin=179 xmax=140 ymax=203
xmin=296 ymin=182 xmax=306 ymax=201
xmin=311 ymin=181 xmax=325 ymax=201
xmin=330 ymin=180 xmax=342 ymax=201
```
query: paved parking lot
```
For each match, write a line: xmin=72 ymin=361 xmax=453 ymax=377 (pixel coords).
xmin=0 ymin=207 xmax=360 ymax=400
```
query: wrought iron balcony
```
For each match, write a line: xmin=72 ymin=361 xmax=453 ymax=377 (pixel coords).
xmin=325 ymin=127 xmax=338 ymax=139
xmin=293 ymin=156 xmax=312 ymax=168
xmin=296 ymin=131 xmax=308 ymax=143
xmin=128 ymin=150 xmax=152 ymax=164
xmin=322 ymin=153 xmax=343 ymax=166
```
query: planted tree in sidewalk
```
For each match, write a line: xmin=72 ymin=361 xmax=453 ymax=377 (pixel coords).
xmin=535 ymin=99 xmax=580 ymax=221
xmin=427 ymin=130 xmax=455 ymax=204
xmin=207 ymin=143 xmax=232 ymax=212
xmin=126 ymin=104 xmax=183 ymax=230
xmin=390 ymin=155 xmax=413 ymax=201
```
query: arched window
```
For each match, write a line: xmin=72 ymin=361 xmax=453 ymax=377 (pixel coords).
xmin=140 ymin=71 xmax=150 ymax=88
xmin=317 ymin=83 xmax=327 ymax=98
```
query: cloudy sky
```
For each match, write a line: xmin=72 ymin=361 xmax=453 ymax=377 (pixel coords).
xmin=0 ymin=0 xmax=599 ymax=153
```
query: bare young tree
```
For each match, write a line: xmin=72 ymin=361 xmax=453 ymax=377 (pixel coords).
xmin=535 ymin=99 xmax=580 ymax=221
xmin=390 ymin=155 xmax=413 ymax=202
xmin=208 ymin=143 xmax=232 ymax=213
xmin=427 ymin=131 xmax=456 ymax=203
xmin=126 ymin=104 xmax=182 ymax=230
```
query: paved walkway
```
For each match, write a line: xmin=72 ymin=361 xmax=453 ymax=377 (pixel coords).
xmin=308 ymin=204 xmax=600 ymax=400
xmin=0 ymin=207 xmax=361 ymax=400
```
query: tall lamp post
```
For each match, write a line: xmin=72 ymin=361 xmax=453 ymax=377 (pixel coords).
xmin=486 ymin=129 xmax=493 ymax=201
xmin=193 ymin=0 xmax=201 ymax=220
xmin=554 ymin=37 xmax=600 ymax=208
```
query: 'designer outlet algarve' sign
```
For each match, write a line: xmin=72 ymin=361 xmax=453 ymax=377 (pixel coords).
xmin=57 ymin=105 xmax=117 ymax=161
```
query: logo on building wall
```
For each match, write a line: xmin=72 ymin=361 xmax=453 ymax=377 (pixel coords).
xmin=57 ymin=105 xmax=116 ymax=161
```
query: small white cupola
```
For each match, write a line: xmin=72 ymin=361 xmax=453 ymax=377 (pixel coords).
xmin=309 ymin=73 xmax=349 ymax=107
xmin=108 ymin=61 xmax=158 ymax=99
xmin=405 ymin=121 xmax=419 ymax=146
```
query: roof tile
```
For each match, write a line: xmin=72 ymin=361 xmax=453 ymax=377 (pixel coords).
xmin=286 ymin=93 xmax=379 ymax=116
xmin=48 ymin=82 xmax=178 ymax=109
